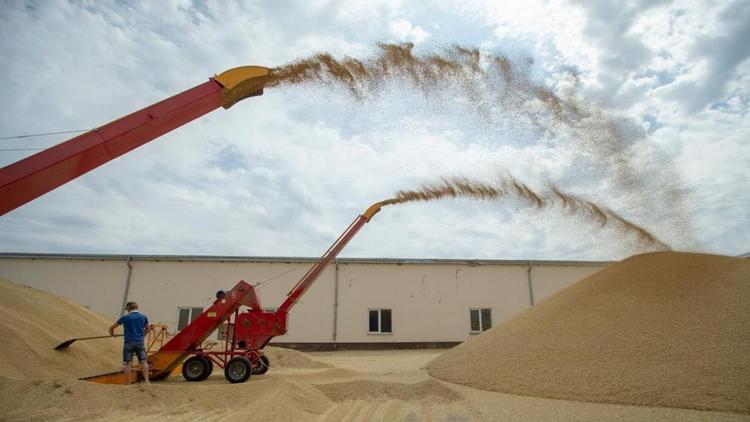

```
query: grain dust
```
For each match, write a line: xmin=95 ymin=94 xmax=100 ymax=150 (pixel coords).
xmin=381 ymin=175 xmax=670 ymax=251
xmin=268 ymin=43 xmax=695 ymax=248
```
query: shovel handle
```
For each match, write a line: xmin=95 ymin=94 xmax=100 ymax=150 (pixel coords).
xmin=77 ymin=334 xmax=123 ymax=341
xmin=54 ymin=334 xmax=124 ymax=350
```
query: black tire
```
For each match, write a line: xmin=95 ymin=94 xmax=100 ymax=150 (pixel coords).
xmin=253 ymin=355 xmax=270 ymax=375
xmin=224 ymin=357 xmax=252 ymax=383
xmin=182 ymin=355 xmax=210 ymax=382
xmin=198 ymin=356 xmax=214 ymax=380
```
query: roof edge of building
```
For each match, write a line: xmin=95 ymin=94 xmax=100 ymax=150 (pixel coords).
xmin=0 ymin=252 xmax=614 ymax=267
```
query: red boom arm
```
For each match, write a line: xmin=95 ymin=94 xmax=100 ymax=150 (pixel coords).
xmin=0 ymin=66 xmax=270 ymax=216
xmin=277 ymin=201 xmax=385 ymax=313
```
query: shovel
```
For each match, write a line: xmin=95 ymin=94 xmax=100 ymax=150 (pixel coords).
xmin=54 ymin=334 xmax=123 ymax=350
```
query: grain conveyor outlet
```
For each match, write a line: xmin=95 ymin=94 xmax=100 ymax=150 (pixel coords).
xmin=215 ymin=66 xmax=271 ymax=109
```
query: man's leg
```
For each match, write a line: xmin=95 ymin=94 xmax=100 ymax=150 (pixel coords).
xmin=141 ymin=361 xmax=150 ymax=384
xmin=122 ymin=342 xmax=132 ymax=385
xmin=123 ymin=362 xmax=131 ymax=385
xmin=136 ymin=343 xmax=149 ymax=384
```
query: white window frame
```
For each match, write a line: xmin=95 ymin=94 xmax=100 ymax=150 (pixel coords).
xmin=469 ymin=308 xmax=492 ymax=334
xmin=176 ymin=306 xmax=203 ymax=331
xmin=367 ymin=308 xmax=393 ymax=335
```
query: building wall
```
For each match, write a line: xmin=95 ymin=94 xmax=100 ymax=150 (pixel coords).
xmin=0 ymin=255 xmax=609 ymax=346
xmin=0 ymin=258 xmax=125 ymax=316
xmin=336 ymin=263 xmax=531 ymax=343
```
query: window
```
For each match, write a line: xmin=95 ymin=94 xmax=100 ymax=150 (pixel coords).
xmin=368 ymin=309 xmax=392 ymax=334
xmin=177 ymin=307 xmax=204 ymax=331
xmin=469 ymin=308 xmax=492 ymax=333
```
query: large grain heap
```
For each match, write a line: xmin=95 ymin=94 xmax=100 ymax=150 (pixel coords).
xmin=428 ymin=252 xmax=750 ymax=414
xmin=0 ymin=277 xmax=121 ymax=379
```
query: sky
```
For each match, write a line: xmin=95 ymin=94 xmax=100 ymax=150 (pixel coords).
xmin=0 ymin=0 xmax=748 ymax=260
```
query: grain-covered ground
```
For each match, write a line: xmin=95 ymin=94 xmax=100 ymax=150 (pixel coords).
xmin=2 ymin=349 xmax=748 ymax=421
xmin=1 ymin=252 xmax=748 ymax=421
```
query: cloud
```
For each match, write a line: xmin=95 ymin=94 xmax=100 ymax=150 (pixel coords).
xmin=388 ymin=19 xmax=430 ymax=43
xmin=663 ymin=0 xmax=750 ymax=112
xmin=0 ymin=0 xmax=747 ymax=260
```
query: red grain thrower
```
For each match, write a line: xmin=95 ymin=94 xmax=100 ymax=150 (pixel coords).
xmin=0 ymin=66 xmax=270 ymax=216
xmin=84 ymin=201 xmax=385 ymax=384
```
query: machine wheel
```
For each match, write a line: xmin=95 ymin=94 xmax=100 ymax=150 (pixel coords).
xmin=224 ymin=357 xmax=252 ymax=383
xmin=199 ymin=356 xmax=214 ymax=379
xmin=182 ymin=355 xmax=211 ymax=381
xmin=253 ymin=355 xmax=270 ymax=375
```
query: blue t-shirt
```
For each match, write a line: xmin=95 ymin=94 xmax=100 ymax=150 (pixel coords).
xmin=116 ymin=311 xmax=149 ymax=343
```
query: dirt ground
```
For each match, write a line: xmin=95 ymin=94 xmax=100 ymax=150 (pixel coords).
xmin=1 ymin=349 xmax=747 ymax=421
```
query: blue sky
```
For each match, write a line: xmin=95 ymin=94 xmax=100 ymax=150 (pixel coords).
xmin=0 ymin=0 xmax=748 ymax=260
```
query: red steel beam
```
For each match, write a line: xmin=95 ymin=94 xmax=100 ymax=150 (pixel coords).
xmin=0 ymin=80 xmax=224 ymax=216
xmin=0 ymin=65 xmax=269 ymax=216
xmin=277 ymin=202 xmax=385 ymax=314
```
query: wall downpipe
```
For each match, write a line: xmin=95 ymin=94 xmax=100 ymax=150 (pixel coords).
xmin=527 ymin=261 xmax=535 ymax=306
xmin=332 ymin=258 xmax=340 ymax=342
xmin=120 ymin=257 xmax=133 ymax=316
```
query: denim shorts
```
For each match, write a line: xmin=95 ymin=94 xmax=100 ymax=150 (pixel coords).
xmin=123 ymin=340 xmax=147 ymax=364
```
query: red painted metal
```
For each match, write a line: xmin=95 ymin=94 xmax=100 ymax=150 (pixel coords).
xmin=0 ymin=79 xmax=224 ymax=216
xmin=278 ymin=215 xmax=368 ymax=313
xmin=158 ymin=280 xmax=258 ymax=354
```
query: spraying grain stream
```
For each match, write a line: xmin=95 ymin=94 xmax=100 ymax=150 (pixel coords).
xmin=378 ymin=175 xmax=670 ymax=251
xmin=264 ymin=43 xmax=694 ymax=251
xmin=265 ymin=42 xmax=649 ymax=187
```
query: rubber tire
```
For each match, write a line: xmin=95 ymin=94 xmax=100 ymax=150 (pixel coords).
xmin=182 ymin=356 xmax=210 ymax=382
xmin=224 ymin=356 xmax=252 ymax=383
xmin=253 ymin=355 xmax=270 ymax=375
xmin=198 ymin=356 xmax=214 ymax=380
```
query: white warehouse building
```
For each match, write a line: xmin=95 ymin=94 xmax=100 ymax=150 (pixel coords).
xmin=0 ymin=253 xmax=609 ymax=350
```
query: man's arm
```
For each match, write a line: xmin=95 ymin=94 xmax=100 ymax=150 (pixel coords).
xmin=109 ymin=322 xmax=120 ymax=337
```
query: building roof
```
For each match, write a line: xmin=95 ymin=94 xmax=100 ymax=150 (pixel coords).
xmin=0 ymin=252 xmax=614 ymax=267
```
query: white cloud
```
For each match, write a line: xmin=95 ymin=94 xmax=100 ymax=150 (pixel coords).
xmin=0 ymin=0 xmax=747 ymax=260
xmin=388 ymin=19 xmax=430 ymax=43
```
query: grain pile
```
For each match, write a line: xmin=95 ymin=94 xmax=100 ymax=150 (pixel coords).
xmin=265 ymin=347 xmax=331 ymax=369
xmin=428 ymin=252 xmax=750 ymax=414
xmin=0 ymin=277 xmax=121 ymax=379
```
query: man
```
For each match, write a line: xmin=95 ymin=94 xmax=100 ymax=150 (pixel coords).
xmin=110 ymin=301 xmax=151 ymax=384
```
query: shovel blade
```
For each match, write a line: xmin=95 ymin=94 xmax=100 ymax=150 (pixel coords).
xmin=54 ymin=339 xmax=77 ymax=350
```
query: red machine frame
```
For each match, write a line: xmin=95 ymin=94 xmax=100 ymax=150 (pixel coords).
xmin=85 ymin=201 xmax=384 ymax=384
